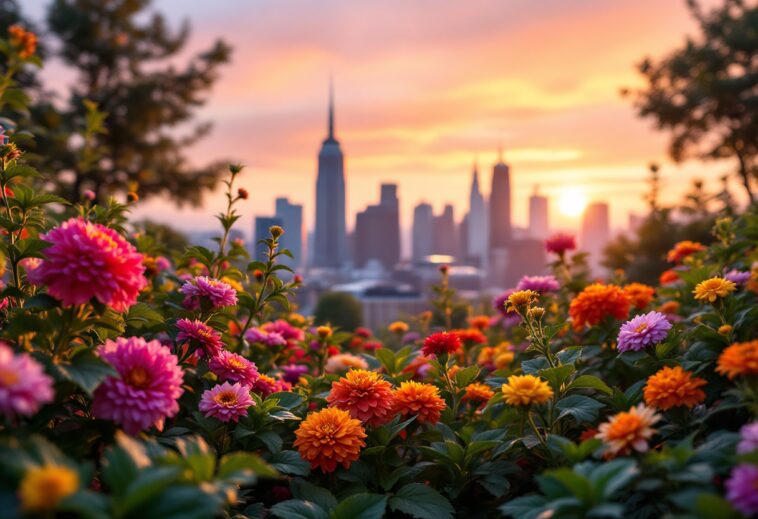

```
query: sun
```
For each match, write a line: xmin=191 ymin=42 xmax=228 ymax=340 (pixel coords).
xmin=558 ymin=188 xmax=587 ymax=217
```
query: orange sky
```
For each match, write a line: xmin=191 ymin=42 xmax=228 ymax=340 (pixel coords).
xmin=32 ymin=0 xmax=735 ymax=249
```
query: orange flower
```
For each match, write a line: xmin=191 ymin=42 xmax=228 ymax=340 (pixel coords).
xmin=8 ymin=25 xmax=37 ymax=59
xmin=666 ymin=240 xmax=705 ymax=263
xmin=293 ymin=408 xmax=366 ymax=473
xmin=392 ymin=381 xmax=446 ymax=424
xmin=596 ymin=404 xmax=660 ymax=457
xmin=643 ymin=366 xmax=706 ymax=410
xmin=452 ymin=328 xmax=487 ymax=345
xmin=506 ymin=290 xmax=539 ymax=312
xmin=693 ymin=277 xmax=736 ymax=303
xmin=657 ymin=300 xmax=680 ymax=316
xmin=569 ymin=284 xmax=630 ymax=330
xmin=623 ymin=283 xmax=655 ymax=310
xmin=388 ymin=321 xmax=409 ymax=334
xmin=463 ymin=382 xmax=494 ymax=404
xmin=327 ymin=369 xmax=395 ymax=427
xmin=324 ymin=353 xmax=368 ymax=374
xmin=501 ymin=375 xmax=553 ymax=406
xmin=716 ymin=340 xmax=758 ymax=379
xmin=469 ymin=315 xmax=491 ymax=330
xmin=659 ymin=269 xmax=680 ymax=286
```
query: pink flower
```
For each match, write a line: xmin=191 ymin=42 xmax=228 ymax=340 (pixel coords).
xmin=0 ymin=342 xmax=53 ymax=418
xmin=155 ymin=256 xmax=171 ymax=272
xmin=28 ymin=218 xmax=146 ymax=311
xmin=252 ymin=374 xmax=292 ymax=397
xmin=245 ymin=327 xmax=287 ymax=347
xmin=93 ymin=337 xmax=184 ymax=435
xmin=175 ymin=319 xmax=223 ymax=359
xmin=262 ymin=320 xmax=305 ymax=341
xmin=199 ymin=382 xmax=254 ymax=422
xmin=545 ymin=233 xmax=577 ymax=256
xmin=180 ymin=276 xmax=237 ymax=310
xmin=209 ymin=351 xmax=260 ymax=386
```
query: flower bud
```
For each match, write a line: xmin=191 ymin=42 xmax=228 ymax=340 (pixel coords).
xmin=269 ymin=225 xmax=284 ymax=239
xmin=237 ymin=188 xmax=249 ymax=200
xmin=316 ymin=326 xmax=332 ymax=339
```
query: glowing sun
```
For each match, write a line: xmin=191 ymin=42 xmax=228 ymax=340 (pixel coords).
xmin=558 ymin=188 xmax=587 ymax=217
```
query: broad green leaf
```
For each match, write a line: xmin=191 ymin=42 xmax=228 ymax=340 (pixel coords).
xmin=388 ymin=483 xmax=453 ymax=519
xmin=271 ymin=499 xmax=328 ymax=519
xmin=330 ymin=494 xmax=387 ymax=519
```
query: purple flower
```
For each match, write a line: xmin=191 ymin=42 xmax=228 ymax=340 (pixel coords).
xmin=199 ymin=382 xmax=254 ymax=423
xmin=280 ymin=364 xmax=309 ymax=383
xmin=0 ymin=343 xmax=54 ymax=419
xmin=737 ymin=422 xmax=758 ymax=454
xmin=494 ymin=289 xmax=515 ymax=317
xmin=209 ymin=351 xmax=260 ymax=387
xmin=263 ymin=320 xmax=305 ymax=341
xmin=724 ymin=269 xmax=751 ymax=285
xmin=176 ymin=319 xmax=224 ymax=359
xmin=617 ymin=311 xmax=672 ymax=353
xmin=402 ymin=332 xmax=421 ymax=345
xmin=726 ymin=464 xmax=758 ymax=516
xmin=516 ymin=275 xmax=560 ymax=293
xmin=180 ymin=276 xmax=238 ymax=310
xmin=245 ymin=327 xmax=287 ymax=347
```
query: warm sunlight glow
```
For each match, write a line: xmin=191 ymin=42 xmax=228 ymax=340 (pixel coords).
xmin=558 ymin=188 xmax=588 ymax=217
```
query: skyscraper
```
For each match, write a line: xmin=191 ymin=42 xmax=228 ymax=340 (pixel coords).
xmin=528 ymin=187 xmax=549 ymax=239
xmin=433 ymin=204 xmax=458 ymax=256
xmin=489 ymin=149 xmax=512 ymax=251
xmin=581 ymin=202 xmax=610 ymax=275
xmin=253 ymin=216 xmax=283 ymax=262
xmin=275 ymin=197 xmax=304 ymax=269
xmin=466 ymin=162 xmax=488 ymax=265
xmin=312 ymin=82 xmax=348 ymax=268
xmin=353 ymin=183 xmax=400 ymax=270
xmin=412 ymin=202 xmax=434 ymax=263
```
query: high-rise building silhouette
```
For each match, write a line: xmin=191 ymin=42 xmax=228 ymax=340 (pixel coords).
xmin=528 ymin=186 xmax=549 ymax=239
xmin=581 ymin=202 xmax=610 ymax=275
xmin=433 ymin=204 xmax=458 ymax=256
xmin=412 ymin=202 xmax=434 ymax=262
xmin=275 ymin=197 xmax=304 ymax=269
xmin=253 ymin=216 xmax=283 ymax=262
xmin=466 ymin=161 xmax=488 ymax=265
xmin=312 ymin=81 xmax=348 ymax=268
xmin=489 ymin=149 xmax=512 ymax=251
xmin=353 ymin=183 xmax=400 ymax=270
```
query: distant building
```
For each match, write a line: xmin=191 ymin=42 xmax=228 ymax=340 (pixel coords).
xmin=275 ymin=197 xmax=303 ymax=269
xmin=330 ymin=280 xmax=427 ymax=330
xmin=433 ymin=204 xmax=458 ymax=257
xmin=412 ymin=202 xmax=434 ymax=263
xmin=581 ymin=202 xmax=611 ymax=275
xmin=253 ymin=216 xmax=283 ymax=262
xmin=313 ymin=82 xmax=348 ymax=268
xmin=467 ymin=162 xmax=488 ymax=265
xmin=353 ymin=183 xmax=400 ymax=270
xmin=489 ymin=149 xmax=512 ymax=252
xmin=504 ymin=238 xmax=547 ymax=286
xmin=529 ymin=187 xmax=549 ymax=240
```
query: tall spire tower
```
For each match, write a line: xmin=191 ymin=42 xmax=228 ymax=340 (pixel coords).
xmin=467 ymin=161 xmax=488 ymax=265
xmin=312 ymin=81 xmax=348 ymax=268
xmin=489 ymin=147 xmax=512 ymax=250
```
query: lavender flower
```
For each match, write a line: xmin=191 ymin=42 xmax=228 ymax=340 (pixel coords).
xmin=280 ymin=364 xmax=309 ymax=384
xmin=737 ymin=422 xmax=758 ymax=454
xmin=617 ymin=311 xmax=672 ymax=353
xmin=516 ymin=275 xmax=560 ymax=293
xmin=726 ymin=464 xmax=758 ymax=516
xmin=724 ymin=269 xmax=751 ymax=285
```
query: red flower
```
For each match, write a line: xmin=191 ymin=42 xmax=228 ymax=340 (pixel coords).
xmin=421 ymin=332 xmax=462 ymax=357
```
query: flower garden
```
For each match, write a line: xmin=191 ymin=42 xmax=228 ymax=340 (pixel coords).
xmin=1 ymin=27 xmax=758 ymax=519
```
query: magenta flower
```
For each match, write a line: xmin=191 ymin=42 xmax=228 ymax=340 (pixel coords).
xmin=93 ymin=337 xmax=184 ymax=435
xmin=280 ymin=364 xmax=309 ymax=383
xmin=28 ymin=217 xmax=146 ymax=311
xmin=617 ymin=311 xmax=672 ymax=353
xmin=737 ymin=422 xmax=758 ymax=454
xmin=726 ymin=464 xmax=758 ymax=516
xmin=245 ymin=327 xmax=287 ymax=347
xmin=209 ymin=351 xmax=260 ymax=387
xmin=180 ymin=276 xmax=237 ymax=310
xmin=199 ymin=382 xmax=254 ymax=422
xmin=0 ymin=343 xmax=53 ymax=418
xmin=494 ymin=289 xmax=516 ymax=317
xmin=262 ymin=319 xmax=305 ymax=341
xmin=175 ymin=319 xmax=223 ymax=359
xmin=516 ymin=275 xmax=560 ymax=293
xmin=545 ymin=233 xmax=576 ymax=256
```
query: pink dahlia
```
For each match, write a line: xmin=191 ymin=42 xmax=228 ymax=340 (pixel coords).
xmin=93 ymin=337 xmax=184 ymax=435
xmin=0 ymin=343 xmax=53 ymax=418
xmin=516 ymin=275 xmax=560 ymax=293
xmin=28 ymin=217 xmax=146 ymax=311
xmin=545 ymin=233 xmax=577 ymax=256
xmin=262 ymin=319 xmax=305 ymax=341
xmin=209 ymin=350 xmax=260 ymax=386
xmin=199 ymin=382 xmax=254 ymax=422
xmin=245 ymin=327 xmax=287 ymax=347
xmin=180 ymin=276 xmax=238 ymax=310
xmin=175 ymin=319 xmax=223 ymax=359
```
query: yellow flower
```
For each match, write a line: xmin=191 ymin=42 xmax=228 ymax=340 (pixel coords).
xmin=19 ymin=465 xmax=79 ymax=512
xmin=693 ymin=277 xmax=736 ymax=303
xmin=718 ymin=324 xmax=733 ymax=335
xmin=501 ymin=375 xmax=553 ymax=406
xmin=221 ymin=276 xmax=244 ymax=292
xmin=388 ymin=321 xmax=409 ymax=334
xmin=316 ymin=326 xmax=333 ymax=339
xmin=506 ymin=290 xmax=539 ymax=312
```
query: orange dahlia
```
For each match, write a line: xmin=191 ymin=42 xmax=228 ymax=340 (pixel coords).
xmin=643 ymin=366 xmax=706 ymax=410
xmin=452 ymin=328 xmax=487 ymax=345
xmin=623 ymin=283 xmax=655 ymax=310
xmin=469 ymin=315 xmax=491 ymax=330
xmin=569 ymin=284 xmax=630 ymax=330
xmin=388 ymin=321 xmax=409 ymax=334
xmin=659 ymin=269 xmax=680 ymax=286
xmin=666 ymin=240 xmax=705 ymax=263
xmin=392 ymin=381 xmax=446 ymax=424
xmin=501 ymin=375 xmax=553 ymax=406
xmin=716 ymin=341 xmax=758 ymax=380
xmin=327 ymin=370 xmax=395 ymax=427
xmin=293 ymin=407 xmax=366 ymax=473
xmin=596 ymin=404 xmax=660 ymax=457
xmin=657 ymin=300 xmax=680 ymax=316
xmin=463 ymin=382 xmax=494 ymax=404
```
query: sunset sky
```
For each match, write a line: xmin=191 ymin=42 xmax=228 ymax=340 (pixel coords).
xmin=27 ymin=0 xmax=732 ymax=253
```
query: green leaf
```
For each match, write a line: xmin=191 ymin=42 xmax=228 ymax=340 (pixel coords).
xmin=268 ymin=391 xmax=305 ymax=410
xmin=499 ymin=495 xmax=549 ymax=519
xmin=291 ymin=478 xmax=338 ymax=511
xmin=271 ymin=499 xmax=329 ymax=519
xmin=589 ymin=459 xmax=638 ymax=500
xmin=556 ymin=395 xmax=605 ymax=423
xmin=218 ymin=452 xmax=278 ymax=483
xmin=53 ymin=350 xmax=117 ymax=396
xmin=568 ymin=375 xmax=613 ymax=396
xmin=388 ymin=483 xmax=453 ymax=519
xmin=693 ymin=493 xmax=739 ymax=519
xmin=4 ymin=163 xmax=40 ymax=180
xmin=117 ymin=466 xmax=181 ymax=516
xmin=454 ymin=365 xmax=480 ymax=387
xmin=125 ymin=303 xmax=165 ymax=329
xmin=330 ymin=494 xmax=387 ymax=519
xmin=59 ymin=490 xmax=110 ymax=519
xmin=269 ymin=450 xmax=311 ymax=476
xmin=539 ymin=364 xmax=575 ymax=392
xmin=135 ymin=485 xmax=224 ymax=519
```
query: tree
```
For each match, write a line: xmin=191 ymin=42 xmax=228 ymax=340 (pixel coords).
xmin=27 ymin=0 xmax=231 ymax=203
xmin=627 ymin=0 xmax=758 ymax=202
xmin=313 ymin=292 xmax=363 ymax=332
